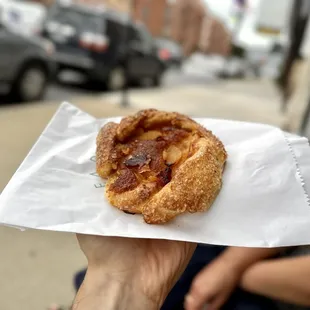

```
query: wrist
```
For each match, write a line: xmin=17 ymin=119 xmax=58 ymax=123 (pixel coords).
xmin=218 ymin=247 xmax=281 ymax=275
xmin=217 ymin=251 xmax=248 ymax=276
xmin=73 ymin=266 xmax=160 ymax=310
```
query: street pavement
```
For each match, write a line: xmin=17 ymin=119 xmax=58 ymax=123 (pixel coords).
xmin=0 ymin=56 xmax=216 ymax=105
xmin=0 ymin=52 xmax=282 ymax=106
xmin=41 ymin=52 xmax=282 ymax=108
xmin=44 ymin=65 xmax=217 ymax=103
xmin=103 ymin=79 xmax=284 ymax=126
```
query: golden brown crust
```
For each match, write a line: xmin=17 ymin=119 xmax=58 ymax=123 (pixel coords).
xmin=96 ymin=122 xmax=118 ymax=178
xmin=116 ymin=109 xmax=157 ymax=142
xmin=96 ymin=109 xmax=227 ymax=224
xmin=142 ymin=139 xmax=223 ymax=224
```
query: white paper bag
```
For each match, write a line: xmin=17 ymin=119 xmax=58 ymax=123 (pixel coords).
xmin=0 ymin=102 xmax=309 ymax=247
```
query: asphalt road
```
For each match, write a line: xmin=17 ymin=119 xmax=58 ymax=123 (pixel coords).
xmin=0 ymin=56 xmax=219 ymax=105
xmin=1 ymin=53 xmax=271 ymax=105
xmin=43 ymin=53 xmax=281 ymax=105
xmin=0 ymin=52 xmax=283 ymax=106
xmin=44 ymin=67 xmax=216 ymax=102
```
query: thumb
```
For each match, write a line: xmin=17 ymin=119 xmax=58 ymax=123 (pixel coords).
xmin=184 ymin=291 xmax=218 ymax=310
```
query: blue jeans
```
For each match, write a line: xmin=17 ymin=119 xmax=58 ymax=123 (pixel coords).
xmin=74 ymin=245 xmax=276 ymax=310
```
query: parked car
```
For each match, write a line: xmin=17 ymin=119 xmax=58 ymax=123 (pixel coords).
xmin=155 ymin=37 xmax=184 ymax=69
xmin=0 ymin=21 xmax=55 ymax=102
xmin=41 ymin=3 xmax=166 ymax=90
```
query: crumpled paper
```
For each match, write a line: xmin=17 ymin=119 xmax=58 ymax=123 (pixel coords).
xmin=0 ymin=102 xmax=310 ymax=247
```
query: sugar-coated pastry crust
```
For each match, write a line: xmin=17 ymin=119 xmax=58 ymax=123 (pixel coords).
xmin=96 ymin=109 xmax=227 ymax=224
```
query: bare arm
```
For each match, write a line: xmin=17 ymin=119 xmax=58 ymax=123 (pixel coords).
xmin=72 ymin=267 xmax=159 ymax=310
xmin=185 ymin=247 xmax=283 ymax=310
xmin=241 ymin=256 xmax=310 ymax=307
xmin=219 ymin=247 xmax=283 ymax=272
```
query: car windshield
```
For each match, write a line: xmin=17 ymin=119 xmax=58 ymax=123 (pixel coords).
xmin=48 ymin=7 xmax=103 ymax=33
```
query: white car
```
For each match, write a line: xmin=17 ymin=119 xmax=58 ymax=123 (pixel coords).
xmin=0 ymin=0 xmax=47 ymax=36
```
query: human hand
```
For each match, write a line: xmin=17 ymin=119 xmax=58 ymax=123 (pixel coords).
xmin=185 ymin=255 xmax=241 ymax=310
xmin=74 ymin=234 xmax=196 ymax=310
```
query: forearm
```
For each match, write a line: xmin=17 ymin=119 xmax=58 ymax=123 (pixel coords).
xmin=72 ymin=268 xmax=159 ymax=310
xmin=218 ymin=246 xmax=284 ymax=272
xmin=241 ymin=256 xmax=310 ymax=306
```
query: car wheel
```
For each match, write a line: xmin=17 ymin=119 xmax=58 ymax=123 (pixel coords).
xmin=107 ymin=67 xmax=126 ymax=91
xmin=13 ymin=63 xmax=48 ymax=102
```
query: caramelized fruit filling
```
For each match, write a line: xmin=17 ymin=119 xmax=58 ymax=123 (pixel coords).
xmin=110 ymin=127 xmax=200 ymax=193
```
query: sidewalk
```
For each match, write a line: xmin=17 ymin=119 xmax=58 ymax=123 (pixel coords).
xmin=0 ymin=78 xmax=285 ymax=310
xmin=104 ymin=79 xmax=284 ymax=126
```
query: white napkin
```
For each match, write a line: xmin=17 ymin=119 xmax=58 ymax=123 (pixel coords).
xmin=0 ymin=102 xmax=309 ymax=247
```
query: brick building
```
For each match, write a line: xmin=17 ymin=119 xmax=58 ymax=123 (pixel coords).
xmin=133 ymin=0 xmax=167 ymax=37
xmin=199 ymin=14 xmax=232 ymax=57
xmin=132 ymin=0 xmax=231 ymax=56
xmin=170 ymin=0 xmax=205 ymax=55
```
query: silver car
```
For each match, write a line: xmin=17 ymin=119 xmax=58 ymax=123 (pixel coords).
xmin=0 ymin=21 xmax=54 ymax=102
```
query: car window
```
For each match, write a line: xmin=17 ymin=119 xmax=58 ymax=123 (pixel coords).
xmin=136 ymin=25 xmax=153 ymax=47
xmin=48 ymin=8 xmax=103 ymax=33
xmin=128 ymin=25 xmax=140 ymax=42
xmin=106 ymin=19 xmax=125 ymax=41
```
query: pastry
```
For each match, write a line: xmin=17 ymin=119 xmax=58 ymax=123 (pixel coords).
xmin=96 ymin=109 xmax=227 ymax=224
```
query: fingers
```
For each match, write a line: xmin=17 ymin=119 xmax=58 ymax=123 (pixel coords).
xmin=185 ymin=294 xmax=207 ymax=310
xmin=184 ymin=281 xmax=214 ymax=310
xmin=184 ymin=268 xmax=212 ymax=310
xmin=184 ymin=268 xmax=226 ymax=310
xmin=185 ymin=294 xmax=225 ymax=310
